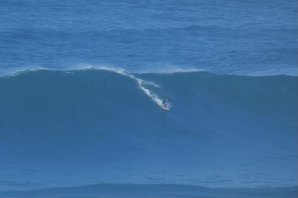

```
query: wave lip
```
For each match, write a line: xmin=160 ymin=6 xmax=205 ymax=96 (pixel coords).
xmin=1 ymin=64 xmax=297 ymax=78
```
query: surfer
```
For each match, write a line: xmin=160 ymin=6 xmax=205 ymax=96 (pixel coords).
xmin=162 ymin=98 xmax=169 ymax=110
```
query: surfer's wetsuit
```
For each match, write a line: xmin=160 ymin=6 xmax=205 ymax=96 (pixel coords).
xmin=162 ymin=99 xmax=169 ymax=108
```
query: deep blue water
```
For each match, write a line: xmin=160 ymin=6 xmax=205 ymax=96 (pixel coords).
xmin=0 ymin=0 xmax=298 ymax=75
xmin=0 ymin=0 xmax=298 ymax=197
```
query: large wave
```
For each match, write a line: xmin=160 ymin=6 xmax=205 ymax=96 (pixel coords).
xmin=0 ymin=69 xmax=297 ymax=191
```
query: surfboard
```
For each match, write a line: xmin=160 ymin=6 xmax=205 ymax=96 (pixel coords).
xmin=162 ymin=104 xmax=170 ymax=111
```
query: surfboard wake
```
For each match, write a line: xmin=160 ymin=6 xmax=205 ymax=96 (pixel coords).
xmin=98 ymin=67 xmax=171 ymax=111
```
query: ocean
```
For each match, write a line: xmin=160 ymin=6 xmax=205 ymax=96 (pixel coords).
xmin=0 ymin=0 xmax=298 ymax=197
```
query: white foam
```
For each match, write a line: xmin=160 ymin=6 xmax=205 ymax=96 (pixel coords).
xmin=135 ymin=78 xmax=168 ymax=110
xmin=141 ymin=80 xmax=160 ymax=88
xmin=1 ymin=63 xmax=298 ymax=77
xmin=137 ymin=65 xmax=205 ymax=74
xmin=0 ymin=66 xmax=49 ymax=77
xmin=243 ymin=67 xmax=298 ymax=77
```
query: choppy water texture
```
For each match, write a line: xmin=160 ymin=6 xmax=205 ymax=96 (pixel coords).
xmin=0 ymin=0 xmax=297 ymax=75
xmin=0 ymin=0 xmax=298 ymax=197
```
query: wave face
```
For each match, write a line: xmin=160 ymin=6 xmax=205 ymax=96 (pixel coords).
xmin=0 ymin=69 xmax=298 ymax=191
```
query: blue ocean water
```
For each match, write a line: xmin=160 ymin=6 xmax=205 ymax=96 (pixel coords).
xmin=0 ymin=0 xmax=298 ymax=197
xmin=0 ymin=0 xmax=298 ymax=75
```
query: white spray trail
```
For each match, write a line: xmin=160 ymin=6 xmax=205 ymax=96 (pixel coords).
xmin=135 ymin=78 xmax=166 ymax=109
xmin=97 ymin=66 xmax=169 ymax=110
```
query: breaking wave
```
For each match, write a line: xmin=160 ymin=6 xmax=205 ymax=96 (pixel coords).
xmin=0 ymin=68 xmax=297 ymax=191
